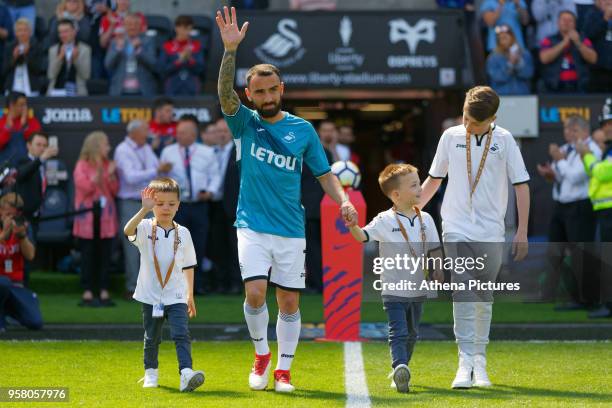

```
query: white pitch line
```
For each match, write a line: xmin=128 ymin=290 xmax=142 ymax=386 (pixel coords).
xmin=344 ymin=342 xmax=371 ymax=408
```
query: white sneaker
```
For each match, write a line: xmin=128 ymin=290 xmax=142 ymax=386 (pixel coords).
xmin=140 ymin=368 xmax=158 ymax=388
xmin=249 ymin=353 xmax=272 ymax=390
xmin=473 ymin=355 xmax=492 ymax=387
xmin=274 ymin=370 xmax=295 ymax=393
xmin=388 ymin=364 xmax=410 ymax=393
xmin=179 ymin=368 xmax=205 ymax=392
xmin=451 ymin=355 xmax=473 ymax=389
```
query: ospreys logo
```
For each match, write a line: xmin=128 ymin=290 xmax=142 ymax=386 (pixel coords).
xmin=387 ymin=19 xmax=439 ymax=69
xmin=389 ymin=19 xmax=436 ymax=54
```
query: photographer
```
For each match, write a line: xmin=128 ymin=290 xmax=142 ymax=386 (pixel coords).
xmin=0 ymin=192 xmax=42 ymax=332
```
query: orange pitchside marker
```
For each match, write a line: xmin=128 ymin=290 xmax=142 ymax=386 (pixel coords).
xmin=319 ymin=188 xmax=366 ymax=342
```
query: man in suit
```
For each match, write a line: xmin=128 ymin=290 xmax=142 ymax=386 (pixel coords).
xmin=207 ymin=118 xmax=241 ymax=293
xmin=104 ymin=13 xmax=157 ymax=96
xmin=15 ymin=133 xmax=58 ymax=226
xmin=47 ymin=19 xmax=92 ymax=96
xmin=301 ymin=121 xmax=334 ymax=293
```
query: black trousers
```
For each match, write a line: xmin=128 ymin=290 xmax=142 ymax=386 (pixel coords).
xmin=206 ymin=201 xmax=241 ymax=292
xmin=305 ymin=218 xmax=323 ymax=292
xmin=79 ymin=238 xmax=113 ymax=293
xmin=545 ymin=199 xmax=599 ymax=304
xmin=597 ymin=208 xmax=612 ymax=304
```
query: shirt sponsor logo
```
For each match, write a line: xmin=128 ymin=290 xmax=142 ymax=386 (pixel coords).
xmin=250 ymin=143 xmax=297 ymax=171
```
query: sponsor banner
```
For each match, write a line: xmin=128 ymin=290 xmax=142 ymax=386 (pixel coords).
xmin=538 ymin=94 xmax=608 ymax=130
xmin=321 ymin=189 xmax=366 ymax=341
xmin=0 ymin=97 xmax=219 ymax=171
xmin=0 ymin=96 xmax=217 ymax=127
xmin=208 ymin=11 xmax=465 ymax=89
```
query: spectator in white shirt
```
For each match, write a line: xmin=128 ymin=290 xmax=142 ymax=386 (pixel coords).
xmin=114 ymin=119 xmax=172 ymax=298
xmin=160 ymin=114 xmax=222 ymax=295
xmin=537 ymin=114 xmax=601 ymax=308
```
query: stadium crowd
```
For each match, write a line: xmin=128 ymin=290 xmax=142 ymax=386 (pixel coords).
xmin=0 ymin=89 xmax=362 ymax=312
xmin=0 ymin=0 xmax=610 ymax=330
xmin=0 ymin=0 xmax=608 ymax=96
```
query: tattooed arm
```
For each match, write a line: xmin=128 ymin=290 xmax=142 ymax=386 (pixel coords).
xmin=218 ymin=50 xmax=240 ymax=115
xmin=216 ymin=6 xmax=249 ymax=115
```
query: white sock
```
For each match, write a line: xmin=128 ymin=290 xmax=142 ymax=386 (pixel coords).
xmin=453 ymin=301 xmax=476 ymax=358
xmin=276 ymin=310 xmax=301 ymax=371
xmin=474 ymin=302 xmax=493 ymax=356
xmin=244 ymin=302 xmax=270 ymax=355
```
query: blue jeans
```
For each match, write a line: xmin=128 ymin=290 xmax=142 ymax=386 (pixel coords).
xmin=142 ymin=302 xmax=192 ymax=373
xmin=0 ymin=276 xmax=43 ymax=330
xmin=7 ymin=5 xmax=36 ymax=31
xmin=383 ymin=301 xmax=423 ymax=369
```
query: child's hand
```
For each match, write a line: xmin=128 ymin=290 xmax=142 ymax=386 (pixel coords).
xmin=141 ymin=187 xmax=156 ymax=211
xmin=187 ymin=297 xmax=197 ymax=318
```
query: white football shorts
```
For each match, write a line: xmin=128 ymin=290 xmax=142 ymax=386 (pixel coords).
xmin=237 ymin=228 xmax=306 ymax=290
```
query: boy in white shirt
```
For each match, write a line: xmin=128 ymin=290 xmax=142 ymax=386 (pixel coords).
xmin=419 ymin=86 xmax=530 ymax=389
xmin=123 ymin=177 xmax=205 ymax=392
xmin=349 ymin=163 xmax=443 ymax=393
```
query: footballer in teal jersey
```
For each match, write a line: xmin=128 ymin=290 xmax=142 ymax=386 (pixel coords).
xmin=216 ymin=6 xmax=357 ymax=393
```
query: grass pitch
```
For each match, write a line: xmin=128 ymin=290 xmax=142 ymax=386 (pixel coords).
xmin=1 ymin=341 xmax=610 ymax=407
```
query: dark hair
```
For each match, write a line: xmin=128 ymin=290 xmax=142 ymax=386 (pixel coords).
xmin=57 ymin=18 xmax=76 ymax=30
xmin=318 ymin=120 xmax=336 ymax=130
xmin=5 ymin=91 xmax=26 ymax=108
xmin=558 ymin=9 xmax=577 ymax=20
xmin=175 ymin=15 xmax=193 ymax=27
xmin=26 ymin=132 xmax=48 ymax=143
xmin=246 ymin=64 xmax=281 ymax=87
xmin=152 ymin=96 xmax=174 ymax=112
xmin=178 ymin=114 xmax=199 ymax=128
xmin=464 ymin=86 xmax=500 ymax=122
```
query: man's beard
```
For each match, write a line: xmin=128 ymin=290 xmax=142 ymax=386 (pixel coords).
xmin=256 ymin=101 xmax=282 ymax=118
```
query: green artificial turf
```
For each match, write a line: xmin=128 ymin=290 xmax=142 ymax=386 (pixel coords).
xmin=37 ymin=293 xmax=602 ymax=324
xmin=363 ymin=341 xmax=612 ymax=407
xmin=0 ymin=341 xmax=610 ymax=407
xmin=27 ymin=271 xmax=605 ymax=324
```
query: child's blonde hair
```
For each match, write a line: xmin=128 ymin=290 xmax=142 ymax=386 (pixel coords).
xmin=378 ymin=163 xmax=418 ymax=198
xmin=148 ymin=177 xmax=180 ymax=200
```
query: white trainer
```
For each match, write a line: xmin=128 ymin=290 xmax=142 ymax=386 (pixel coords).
xmin=141 ymin=368 xmax=158 ymax=388
xmin=274 ymin=370 xmax=295 ymax=393
xmin=179 ymin=368 xmax=205 ymax=392
xmin=249 ymin=352 xmax=272 ymax=390
xmin=389 ymin=364 xmax=410 ymax=393
xmin=451 ymin=355 xmax=474 ymax=389
xmin=473 ymin=355 xmax=492 ymax=387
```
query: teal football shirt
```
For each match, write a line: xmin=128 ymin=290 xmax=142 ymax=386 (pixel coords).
xmin=224 ymin=104 xmax=331 ymax=238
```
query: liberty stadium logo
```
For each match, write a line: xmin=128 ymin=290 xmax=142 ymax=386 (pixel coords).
xmin=254 ymin=19 xmax=306 ymax=67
